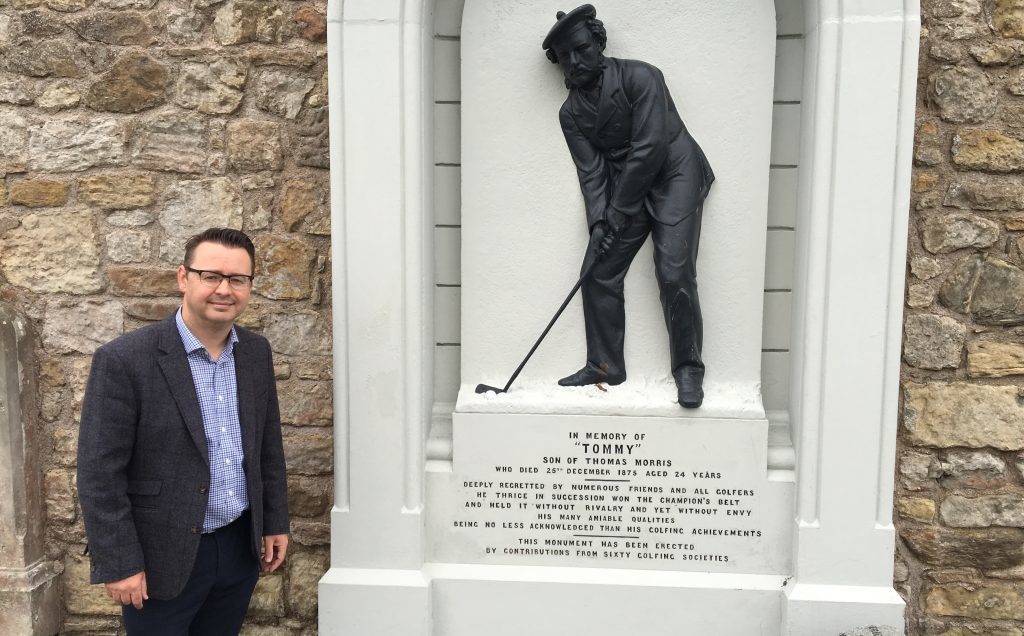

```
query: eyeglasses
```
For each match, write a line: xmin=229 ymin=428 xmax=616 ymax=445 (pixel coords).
xmin=185 ymin=267 xmax=254 ymax=290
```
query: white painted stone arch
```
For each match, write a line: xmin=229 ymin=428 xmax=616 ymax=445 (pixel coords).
xmin=320 ymin=0 xmax=919 ymax=633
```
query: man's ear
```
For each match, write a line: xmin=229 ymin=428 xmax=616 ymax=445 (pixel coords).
xmin=176 ymin=265 xmax=188 ymax=293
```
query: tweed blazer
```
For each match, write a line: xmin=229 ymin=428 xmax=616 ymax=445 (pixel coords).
xmin=77 ymin=313 xmax=289 ymax=600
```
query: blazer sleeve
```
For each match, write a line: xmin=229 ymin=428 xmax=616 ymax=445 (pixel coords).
xmin=609 ymin=63 xmax=671 ymax=216
xmin=560 ymin=103 xmax=609 ymax=231
xmin=77 ymin=345 xmax=146 ymax=583
xmin=259 ymin=342 xmax=290 ymax=536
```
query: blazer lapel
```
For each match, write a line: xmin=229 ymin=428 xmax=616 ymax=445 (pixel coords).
xmin=233 ymin=338 xmax=258 ymax=465
xmin=593 ymin=60 xmax=621 ymax=135
xmin=156 ymin=318 xmax=209 ymax=466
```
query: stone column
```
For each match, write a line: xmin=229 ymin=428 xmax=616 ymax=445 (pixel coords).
xmin=0 ymin=303 xmax=63 ymax=635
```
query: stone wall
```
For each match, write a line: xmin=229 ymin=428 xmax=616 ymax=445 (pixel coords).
xmin=0 ymin=1 xmax=331 ymax=633
xmin=899 ymin=1 xmax=1024 ymax=634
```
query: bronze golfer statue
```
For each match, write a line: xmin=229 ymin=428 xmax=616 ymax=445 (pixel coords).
xmin=544 ymin=4 xmax=715 ymax=408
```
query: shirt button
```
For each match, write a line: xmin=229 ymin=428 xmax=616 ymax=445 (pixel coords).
xmin=218 ymin=395 xmax=224 ymax=401
xmin=190 ymin=526 xmax=200 ymax=534
xmin=221 ymin=427 xmax=227 ymax=433
xmin=199 ymin=486 xmax=208 ymax=494
xmin=228 ymin=490 xmax=234 ymax=496
xmin=225 ymin=458 xmax=231 ymax=464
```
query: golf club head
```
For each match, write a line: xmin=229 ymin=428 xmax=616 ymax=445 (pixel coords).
xmin=475 ymin=384 xmax=505 ymax=394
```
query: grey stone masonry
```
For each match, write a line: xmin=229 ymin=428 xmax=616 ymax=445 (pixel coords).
xmin=0 ymin=303 xmax=62 ymax=635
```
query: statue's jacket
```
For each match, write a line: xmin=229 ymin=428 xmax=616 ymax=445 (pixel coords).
xmin=558 ymin=56 xmax=715 ymax=230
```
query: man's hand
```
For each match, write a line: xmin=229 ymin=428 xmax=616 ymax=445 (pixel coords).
xmin=589 ymin=222 xmax=616 ymax=256
xmin=607 ymin=207 xmax=632 ymax=235
xmin=262 ymin=534 xmax=289 ymax=573
xmin=105 ymin=571 xmax=148 ymax=609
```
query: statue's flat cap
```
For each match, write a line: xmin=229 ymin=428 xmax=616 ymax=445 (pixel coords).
xmin=542 ymin=4 xmax=596 ymax=50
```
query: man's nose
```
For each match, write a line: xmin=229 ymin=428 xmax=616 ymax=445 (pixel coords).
xmin=213 ymin=278 xmax=233 ymax=293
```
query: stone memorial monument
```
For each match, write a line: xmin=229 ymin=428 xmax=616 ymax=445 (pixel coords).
xmin=319 ymin=1 xmax=920 ymax=635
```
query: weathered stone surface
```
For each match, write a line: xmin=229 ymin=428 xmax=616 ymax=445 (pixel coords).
xmin=837 ymin=627 xmax=899 ymax=636
xmin=253 ymin=234 xmax=315 ymax=299
xmin=970 ymin=40 xmax=1024 ymax=65
xmin=96 ymin=0 xmax=157 ymax=6
xmin=928 ymin=69 xmax=998 ymax=124
xmin=42 ymin=298 xmax=122 ymax=354
xmin=28 ymin=117 xmax=127 ymax=172
xmin=920 ymin=213 xmax=1000 ymax=253
xmin=45 ymin=469 xmax=76 ymax=523
xmin=927 ymin=0 xmax=987 ymax=39
xmin=279 ymin=381 xmax=332 ymax=426
xmin=239 ymin=625 xmax=294 ymax=636
xmin=133 ymin=113 xmax=208 ymax=174
xmin=249 ymin=572 xmax=285 ymax=617
xmin=968 ymin=339 xmax=1024 ymax=377
xmin=242 ymin=174 xmax=275 ymax=190
xmin=86 ymin=52 xmax=169 ymax=113
xmin=158 ymin=178 xmax=243 ymax=262
xmin=228 ymin=119 xmax=283 ymax=171
xmin=942 ymin=493 xmax=1024 ymax=527
xmin=282 ymin=427 xmax=332 ymax=475
xmin=940 ymin=255 xmax=1024 ymax=324
xmin=914 ymin=172 xmax=939 ymax=193
xmin=107 ymin=209 xmax=154 ymax=227
xmin=124 ymin=299 xmax=180 ymax=322
xmin=903 ymin=382 xmax=1024 ymax=449
xmin=0 ymin=211 xmax=103 ymax=293
xmin=9 ymin=178 xmax=68 ymax=207
xmin=214 ymin=0 xmax=289 ymax=45
xmin=250 ymin=48 xmax=320 ymax=67
xmin=255 ymin=69 xmax=314 ymax=119
xmin=929 ymin=41 xmax=964 ymax=63
xmin=898 ymin=497 xmax=936 ymax=523
xmin=293 ymin=6 xmax=326 ymax=42
xmin=64 ymin=554 xmax=120 ymax=615
xmin=78 ymin=173 xmax=156 ymax=209
xmin=245 ymin=192 xmax=274 ymax=231
xmin=927 ymin=581 xmax=1024 ymax=619
xmin=280 ymin=179 xmax=327 ymax=231
xmin=290 ymin=520 xmax=329 ymax=546
xmin=1010 ymin=68 xmax=1024 ymax=96
xmin=935 ymin=450 xmax=1008 ymax=489
xmin=908 ymin=284 xmax=935 ymax=308
xmin=952 ymin=129 xmax=1024 ymax=172
xmin=37 ymin=82 xmax=81 ymax=110
xmin=287 ymin=548 xmax=328 ymax=619
xmin=17 ymin=9 xmax=65 ymax=38
xmin=263 ymin=311 xmax=331 ymax=357
xmin=944 ymin=176 xmax=1024 ymax=210
xmin=994 ymin=0 xmax=1024 ymax=38
xmin=106 ymin=229 xmax=151 ymax=263
xmin=0 ymin=73 xmax=34 ymax=105
xmin=911 ymin=256 xmax=944 ymax=279
xmin=903 ymin=314 xmax=966 ymax=369
xmin=174 ymin=61 xmax=245 ymax=115
xmin=71 ymin=11 xmax=155 ymax=45
xmin=293 ymin=106 xmax=328 ymax=168
xmin=4 ymin=41 xmax=84 ymax=78
xmin=0 ymin=108 xmax=28 ymax=171
xmin=108 ymin=266 xmax=180 ymax=297
xmin=1009 ymin=215 xmax=1024 ymax=230
xmin=47 ymin=0 xmax=93 ymax=11
xmin=287 ymin=475 xmax=330 ymax=517
xmin=902 ymin=526 xmax=1024 ymax=569
xmin=167 ymin=8 xmax=207 ymax=44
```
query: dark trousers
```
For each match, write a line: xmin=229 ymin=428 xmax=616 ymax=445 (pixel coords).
xmin=122 ymin=511 xmax=259 ymax=636
xmin=581 ymin=207 xmax=704 ymax=379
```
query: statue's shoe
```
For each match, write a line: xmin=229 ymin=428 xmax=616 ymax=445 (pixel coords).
xmin=557 ymin=364 xmax=625 ymax=387
xmin=674 ymin=366 xmax=704 ymax=409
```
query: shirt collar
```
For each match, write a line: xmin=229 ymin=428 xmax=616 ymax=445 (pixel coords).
xmin=175 ymin=308 xmax=238 ymax=357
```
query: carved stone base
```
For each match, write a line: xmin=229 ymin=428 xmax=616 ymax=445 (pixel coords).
xmin=0 ymin=559 xmax=64 ymax=636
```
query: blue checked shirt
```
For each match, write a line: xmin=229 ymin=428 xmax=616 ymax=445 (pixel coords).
xmin=175 ymin=309 xmax=249 ymax=532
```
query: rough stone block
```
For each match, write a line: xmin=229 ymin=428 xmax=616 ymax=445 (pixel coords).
xmin=952 ymin=129 xmax=1024 ymax=172
xmin=174 ymin=62 xmax=245 ymax=115
xmin=263 ymin=311 xmax=330 ymax=356
xmin=994 ymin=0 xmax=1024 ymax=38
xmin=9 ymin=178 xmax=68 ymax=207
xmin=108 ymin=267 xmax=181 ymax=297
xmin=42 ymin=298 xmax=123 ymax=354
xmin=78 ymin=173 xmax=156 ymax=210
xmin=944 ymin=176 xmax=1024 ymax=210
xmin=28 ymin=117 xmax=127 ymax=172
xmin=940 ymin=255 xmax=1024 ymax=325
xmin=287 ymin=547 xmax=328 ymax=619
xmin=85 ymin=51 xmax=169 ymax=113
xmin=898 ymin=497 xmax=936 ymax=523
xmin=928 ymin=68 xmax=998 ymax=124
xmin=248 ymin=572 xmax=285 ymax=617
xmin=228 ymin=119 xmax=283 ymax=172
xmin=253 ymin=235 xmax=315 ymax=300
xmin=0 ymin=211 xmax=103 ymax=293
xmin=287 ymin=475 xmax=331 ymax=517
xmin=902 ymin=314 xmax=966 ymax=369
xmin=133 ymin=113 xmax=208 ymax=173
xmin=158 ymin=177 xmax=243 ymax=262
xmin=70 ymin=11 xmax=156 ymax=45
xmin=278 ymin=381 xmax=332 ymax=426
xmin=941 ymin=493 xmax=1024 ymax=528
xmin=282 ymin=427 xmax=332 ymax=476
xmin=968 ymin=340 xmax=1024 ymax=377
xmin=920 ymin=212 xmax=1000 ymax=253
xmin=255 ymin=69 xmax=314 ymax=120
xmin=106 ymin=229 xmax=151 ymax=263
xmin=903 ymin=382 xmax=1024 ymax=449
xmin=926 ymin=581 xmax=1024 ymax=620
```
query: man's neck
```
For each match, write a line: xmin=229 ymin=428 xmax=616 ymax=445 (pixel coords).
xmin=181 ymin=308 xmax=232 ymax=360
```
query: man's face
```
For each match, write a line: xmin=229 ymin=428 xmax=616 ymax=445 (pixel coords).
xmin=177 ymin=241 xmax=253 ymax=331
xmin=552 ymin=22 xmax=604 ymax=89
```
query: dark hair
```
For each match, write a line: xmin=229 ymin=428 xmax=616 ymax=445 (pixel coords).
xmin=183 ymin=227 xmax=256 ymax=273
xmin=545 ymin=17 xmax=607 ymax=64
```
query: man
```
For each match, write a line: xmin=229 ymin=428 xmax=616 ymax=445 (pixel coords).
xmin=78 ymin=228 xmax=289 ymax=635
xmin=543 ymin=5 xmax=715 ymax=408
